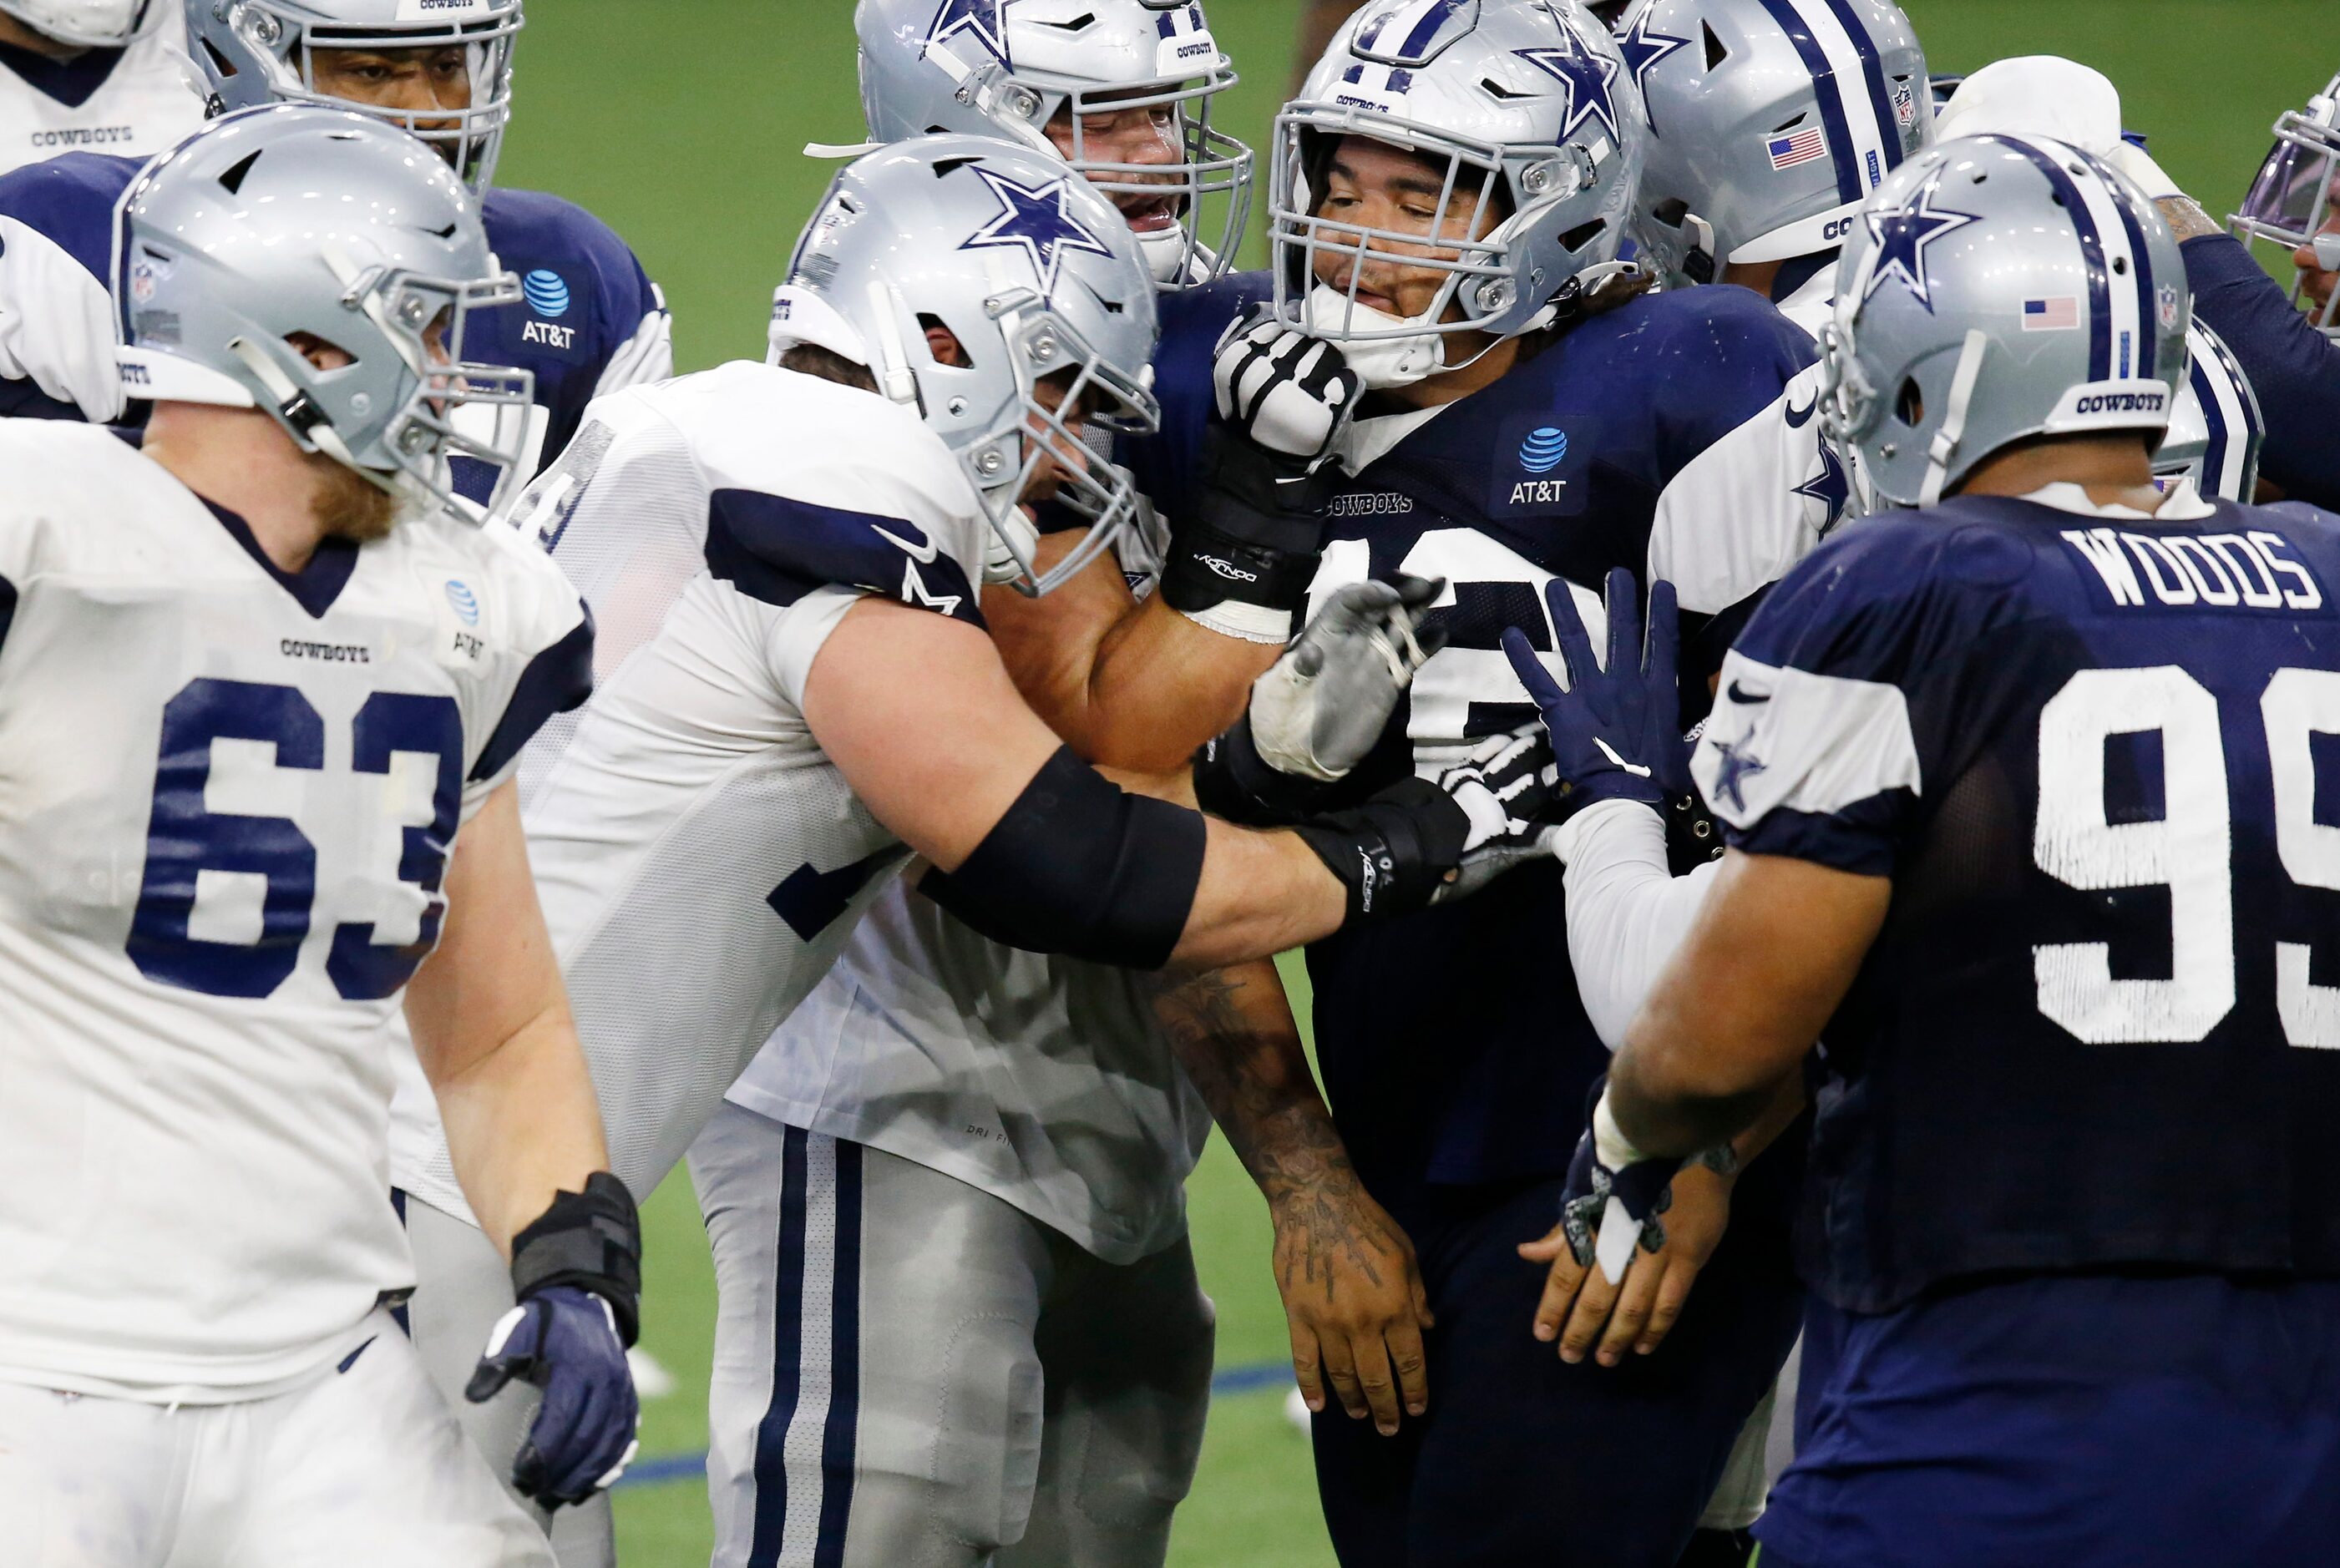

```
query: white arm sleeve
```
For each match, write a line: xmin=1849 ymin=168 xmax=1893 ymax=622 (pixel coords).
xmin=1552 ymin=798 xmax=1722 ymax=1050
xmin=0 ymin=217 xmax=122 ymax=421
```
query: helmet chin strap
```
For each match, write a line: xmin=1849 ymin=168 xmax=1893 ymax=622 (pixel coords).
xmin=1300 ymin=282 xmax=1446 ymax=389
xmin=1918 ymin=329 xmax=1990 ymax=508
xmin=228 ymin=334 xmax=368 ymax=478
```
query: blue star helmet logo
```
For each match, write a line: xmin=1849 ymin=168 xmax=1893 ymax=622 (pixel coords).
xmin=1795 ymin=441 xmax=1851 ymax=529
xmin=1861 ymin=174 xmax=1979 ymax=313
xmin=1615 ymin=8 xmax=1689 ymax=128
xmin=1513 ymin=34 xmax=1623 ymax=148
xmin=960 ymin=166 xmax=1114 ymax=291
xmin=927 ymin=0 xmax=1009 ymax=65
xmin=1709 ymin=739 xmax=1770 ymax=813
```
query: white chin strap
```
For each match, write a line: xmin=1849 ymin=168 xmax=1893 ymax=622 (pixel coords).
xmin=1301 ymin=283 xmax=1447 ymax=389
xmin=1141 ymin=225 xmax=1203 ymax=286
xmin=1918 ymin=329 xmax=1991 ymax=508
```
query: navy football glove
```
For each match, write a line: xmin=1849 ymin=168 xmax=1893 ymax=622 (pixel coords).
xmin=467 ymin=1171 xmax=644 ymax=1510
xmin=1500 ymin=569 xmax=1693 ymax=818
xmin=1559 ymin=1080 xmax=1684 ymax=1287
xmin=467 ymin=1285 xmax=640 ymax=1509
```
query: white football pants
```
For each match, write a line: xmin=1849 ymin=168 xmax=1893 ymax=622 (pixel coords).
xmin=691 ymin=1103 xmax=1217 ymax=1568
xmin=0 ymin=1308 xmax=551 ymax=1568
xmin=402 ymin=1191 xmax=619 ymax=1568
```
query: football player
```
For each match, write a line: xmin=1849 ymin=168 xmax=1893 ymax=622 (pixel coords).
xmin=680 ymin=8 xmax=1454 ymax=1563
xmin=386 ymin=135 xmax=1532 ymax=1568
xmin=0 ymin=0 xmax=669 ymax=509
xmin=1623 ymin=2 xmax=2272 ymax=508
xmin=0 ymin=1 xmax=201 ymax=174
xmin=1116 ymin=2 xmax=1846 ymax=1561
xmin=0 ymin=106 xmax=636 ymax=1567
xmin=855 ymin=0 xmax=1252 ymax=287
xmin=1565 ymin=129 xmax=2340 ymax=1566
xmin=1938 ymin=55 xmax=2335 ymax=508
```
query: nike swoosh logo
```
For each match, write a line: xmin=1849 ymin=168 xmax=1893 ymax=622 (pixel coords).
xmin=1727 ymin=681 xmax=1770 ymax=705
xmin=871 ymin=524 xmax=939 ymax=564
xmin=1593 ymin=737 xmax=1653 ymax=777
xmin=1784 ymin=392 xmax=1819 ymax=428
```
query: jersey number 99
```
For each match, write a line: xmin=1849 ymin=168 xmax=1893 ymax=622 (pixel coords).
xmin=2034 ymin=665 xmax=2340 ymax=1045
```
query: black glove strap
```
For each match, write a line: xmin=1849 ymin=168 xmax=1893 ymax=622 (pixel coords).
xmin=1192 ymin=713 xmax=1333 ymax=827
xmin=509 ymin=1171 xmax=643 ymax=1348
xmin=1290 ymin=777 xmax=1469 ymax=921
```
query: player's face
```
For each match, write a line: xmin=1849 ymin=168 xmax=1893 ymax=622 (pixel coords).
xmin=1309 ymin=135 xmax=1504 ymax=321
xmin=2294 ymin=172 xmax=2340 ymax=315
xmin=310 ymin=46 xmax=473 ymax=149
xmin=1047 ymin=91 xmax=1184 ymax=235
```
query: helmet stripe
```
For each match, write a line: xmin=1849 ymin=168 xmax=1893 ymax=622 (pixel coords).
xmin=1980 ymin=136 xmax=2114 ymax=382
xmin=2094 ymin=158 xmax=2161 ymax=381
xmin=2187 ymin=348 xmax=2231 ymax=496
xmin=2187 ymin=323 xmax=2261 ymax=499
xmin=1816 ymin=0 xmax=1907 ymax=174
xmin=1756 ymin=0 xmax=1862 ymax=205
xmin=1759 ymin=0 xmax=1896 ymax=208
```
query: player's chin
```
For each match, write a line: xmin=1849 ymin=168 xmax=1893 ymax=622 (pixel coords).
xmin=311 ymin=458 xmax=401 ymax=544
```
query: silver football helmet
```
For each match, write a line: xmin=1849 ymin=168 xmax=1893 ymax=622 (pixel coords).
xmin=0 ymin=0 xmax=145 ymax=47
xmin=854 ymin=0 xmax=1251 ymax=287
xmin=2232 ymin=69 xmax=2340 ymax=339
xmin=767 ymin=135 xmax=1161 ymax=598
xmin=1821 ymin=133 xmax=2189 ymax=508
xmin=1271 ymin=0 xmax=1644 ymax=388
xmin=186 ymin=0 xmax=523 ymax=192
xmin=2156 ymin=318 xmax=2264 ymax=502
xmin=1619 ymin=0 xmax=1928 ymax=289
xmin=116 ymin=105 xmax=534 ymax=518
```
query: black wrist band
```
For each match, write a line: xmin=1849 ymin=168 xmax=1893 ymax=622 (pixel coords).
xmin=509 ymin=1171 xmax=643 ymax=1348
xmin=1290 ymin=778 xmax=1469 ymax=921
xmin=1161 ymin=521 xmax=1324 ymax=615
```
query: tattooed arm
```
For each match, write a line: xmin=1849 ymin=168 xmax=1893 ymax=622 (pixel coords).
xmin=1152 ymin=958 xmax=1434 ymax=1437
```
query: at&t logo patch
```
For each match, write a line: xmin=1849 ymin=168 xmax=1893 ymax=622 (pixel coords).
xmin=1519 ymin=427 xmax=1569 ymax=473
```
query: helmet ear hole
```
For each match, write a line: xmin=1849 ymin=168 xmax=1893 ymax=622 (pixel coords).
xmin=1650 ymin=197 xmax=1689 ymax=230
xmin=917 ymin=314 xmax=972 ymax=369
xmin=1894 ymin=377 xmax=1925 ymax=427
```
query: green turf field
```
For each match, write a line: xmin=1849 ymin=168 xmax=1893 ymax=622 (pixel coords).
xmin=489 ymin=4 xmax=2336 ymax=1560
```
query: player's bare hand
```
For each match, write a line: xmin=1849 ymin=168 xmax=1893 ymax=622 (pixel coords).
xmin=1272 ymin=1176 xmax=1434 ymax=1437
xmin=1519 ymin=1160 xmax=1733 ymax=1367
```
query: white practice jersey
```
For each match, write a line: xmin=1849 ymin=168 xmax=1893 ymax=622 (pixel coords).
xmin=0 ymin=422 xmax=590 ymax=1402
xmin=387 ymin=362 xmax=992 ymax=1216
xmin=730 ymin=808 xmax=1208 ymax=1264
xmin=0 ymin=6 xmax=201 ymax=175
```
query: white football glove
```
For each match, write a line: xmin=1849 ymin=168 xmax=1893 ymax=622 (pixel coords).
xmin=1431 ymin=726 xmax=1563 ymax=903
xmin=1213 ymin=310 xmax=1363 ymax=469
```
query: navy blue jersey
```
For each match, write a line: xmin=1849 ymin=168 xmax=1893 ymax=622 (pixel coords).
xmin=1699 ymin=492 xmax=2340 ymax=1312
xmin=1132 ymin=273 xmax=1840 ymax=1191
xmin=0 ymin=151 xmax=669 ymax=497
xmin=2184 ymin=232 xmax=2340 ymax=510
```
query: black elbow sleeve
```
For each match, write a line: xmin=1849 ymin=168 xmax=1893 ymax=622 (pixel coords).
xmin=923 ymin=746 xmax=1206 ymax=969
